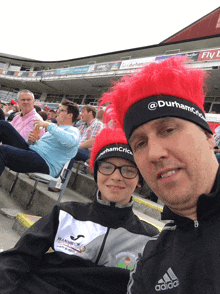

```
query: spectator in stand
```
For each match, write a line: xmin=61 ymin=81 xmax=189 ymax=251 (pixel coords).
xmin=11 ymin=90 xmax=45 ymax=140
xmin=97 ymin=108 xmax=105 ymax=124
xmin=0 ymin=127 xmax=158 ymax=294
xmin=73 ymin=113 xmax=84 ymax=128
xmin=0 ymin=107 xmax=5 ymax=120
xmin=74 ymin=105 xmax=103 ymax=163
xmin=47 ymin=109 xmax=57 ymax=124
xmin=4 ymin=100 xmax=17 ymax=119
xmin=7 ymin=104 xmax=20 ymax=122
xmin=0 ymin=101 xmax=4 ymax=109
xmin=43 ymin=105 xmax=50 ymax=114
xmin=99 ymin=56 xmax=220 ymax=293
xmin=0 ymin=99 xmax=80 ymax=179
xmin=34 ymin=105 xmax=42 ymax=113
xmin=38 ymin=111 xmax=48 ymax=121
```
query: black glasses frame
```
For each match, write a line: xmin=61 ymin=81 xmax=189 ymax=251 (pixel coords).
xmin=97 ymin=161 xmax=138 ymax=179
xmin=58 ymin=108 xmax=67 ymax=112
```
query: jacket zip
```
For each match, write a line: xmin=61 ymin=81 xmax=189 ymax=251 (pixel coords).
xmin=194 ymin=220 xmax=199 ymax=227
xmin=95 ymin=227 xmax=110 ymax=265
xmin=194 ymin=220 xmax=199 ymax=236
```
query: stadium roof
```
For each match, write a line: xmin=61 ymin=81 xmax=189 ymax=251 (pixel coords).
xmin=162 ymin=7 xmax=220 ymax=43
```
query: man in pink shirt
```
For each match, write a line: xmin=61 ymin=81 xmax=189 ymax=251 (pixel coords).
xmin=11 ymin=90 xmax=45 ymax=140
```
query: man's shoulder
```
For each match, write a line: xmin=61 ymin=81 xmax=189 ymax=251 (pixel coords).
xmin=23 ymin=109 xmax=42 ymax=121
xmin=11 ymin=113 xmax=21 ymax=125
xmin=31 ymin=109 xmax=43 ymax=120
xmin=62 ymin=124 xmax=78 ymax=131
xmin=59 ymin=124 xmax=80 ymax=134
xmin=91 ymin=118 xmax=103 ymax=128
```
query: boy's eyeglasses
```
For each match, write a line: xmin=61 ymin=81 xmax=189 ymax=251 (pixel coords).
xmin=97 ymin=161 xmax=138 ymax=179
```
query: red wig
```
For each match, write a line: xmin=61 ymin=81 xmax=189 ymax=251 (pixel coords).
xmin=100 ymin=56 xmax=207 ymax=130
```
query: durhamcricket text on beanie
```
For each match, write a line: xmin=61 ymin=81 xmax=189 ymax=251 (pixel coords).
xmin=124 ymin=95 xmax=211 ymax=141
xmin=93 ymin=143 xmax=135 ymax=182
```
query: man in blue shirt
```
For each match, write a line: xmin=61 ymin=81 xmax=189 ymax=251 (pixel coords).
xmin=0 ymin=100 xmax=80 ymax=177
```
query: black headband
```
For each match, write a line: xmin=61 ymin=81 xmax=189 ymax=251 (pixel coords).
xmin=94 ymin=143 xmax=135 ymax=182
xmin=124 ymin=95 xmax=212 ymax=140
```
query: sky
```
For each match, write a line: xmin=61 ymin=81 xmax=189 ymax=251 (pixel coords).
xmin=1 ymin=1 xmax=220 ymax=62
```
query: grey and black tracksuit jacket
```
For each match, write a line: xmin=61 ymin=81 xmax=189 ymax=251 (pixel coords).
xmin=0 ymin=193 xmax=158 ymax=294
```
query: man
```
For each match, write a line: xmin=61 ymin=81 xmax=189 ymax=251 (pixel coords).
xmin=100 ymin=56 xmax=220 ymax=293
xmin=7 ymin=104 xmax=20 ymax=122
xmin=11 ymin=90 xmax=45 ymax=140
xmin=74 ymin=105 xmax=103 ymax=162
xmin=0 ymin=100 xmax=80 ymax=178
xmin=97 ymin=108 xmax=105 ymax=123
xmin=3 ymin=99 xmax=17 ymax=119
xmin=43 ymin=105 xmax=50 ymax=113
xmin=47 ymin=109 xmax=57 ymax=123
xmin=73 ymin=112 xmax=84 ymax=128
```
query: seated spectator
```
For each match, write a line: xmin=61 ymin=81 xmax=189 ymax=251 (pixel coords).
xmin=97 ymin=108 xmax=105 ymax=123
xmin=43 ymin=105 xmax=50 ymax=113
xmin=11 ymin=90 xmax=45 ymax=140
xmin=3 ymin=100 xmax=17 ymax=119
xmin=38 ymin=110 xmax=48 ymax=121
xmin=7 ymin=104 xmax=20 ymax=122
xmin=47 ymin=109 xmax=57 ymax=123
xmin=0 ymin=99 xmax=80 ymax=178
xmin=74 ymin=105 xmax=103 ymax=163
xmin=73 ymin=112 xmax=84 ymax=128
xmin=0 ymin=127 xmax=158 ymax=294
xmin=0 ymin=107 xmax=5 ymax=120
xmin=34 ymin=105 xmax=42 ymax=113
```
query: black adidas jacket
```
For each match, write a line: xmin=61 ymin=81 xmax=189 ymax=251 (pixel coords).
xmin=0 ymin=192 xmax=158 ymax=294
xmin=127 ymin=168 xmax=220 ymax=294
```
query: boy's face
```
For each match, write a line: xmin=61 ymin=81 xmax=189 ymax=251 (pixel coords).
xmin=97 ymin=157 xmax=140 ymax=205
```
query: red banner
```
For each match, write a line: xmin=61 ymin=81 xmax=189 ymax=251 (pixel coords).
xmin=198 ymin=49 xmax=220 ymax=61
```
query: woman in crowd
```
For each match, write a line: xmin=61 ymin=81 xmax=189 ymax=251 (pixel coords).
xmin=0 ymin=127 xmax=158 ymax=294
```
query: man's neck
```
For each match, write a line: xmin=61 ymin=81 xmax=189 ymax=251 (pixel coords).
xmin=86 ymin=117 xmax=95 ymax=125
xmin=22 ymin=108 xmax=34 ymax=117
xmin=58 ymin=121 xmax=73 ymax=126
xmin=170 ymin=206 xmax=198 ymax=221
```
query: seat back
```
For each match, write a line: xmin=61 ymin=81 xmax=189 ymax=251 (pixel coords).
xmin=9 ymin=157 xmax=76 ymax=209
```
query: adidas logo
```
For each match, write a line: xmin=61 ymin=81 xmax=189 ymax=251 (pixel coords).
xmin=155 ymin=267 xmax=179 ymax=291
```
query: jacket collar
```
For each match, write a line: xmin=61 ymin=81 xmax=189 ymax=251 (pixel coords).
xmin=93 ymin=190 xmax=134 ymax=227
xmin=161 ymin=166 xmax=220 ymax=226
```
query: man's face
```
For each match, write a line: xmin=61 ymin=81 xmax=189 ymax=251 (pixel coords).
xmin=81 ymin=108 xmax=90 ymax=123
xmin=56 ymin=105 xmax=71 ymax=125
xmin=18 ymin=92 xmax=34 ymax=115
xmin=49 ymin=111 xmax=56 ymax=119
xmin=129 ymin=117 xmax=218 ymax=214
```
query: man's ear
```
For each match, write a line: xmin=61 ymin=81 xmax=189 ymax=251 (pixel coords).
xmin=204 ymin=130 xmax=216 ymax=149
xmin=68 ymin=113 xmax=73 ymax=120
